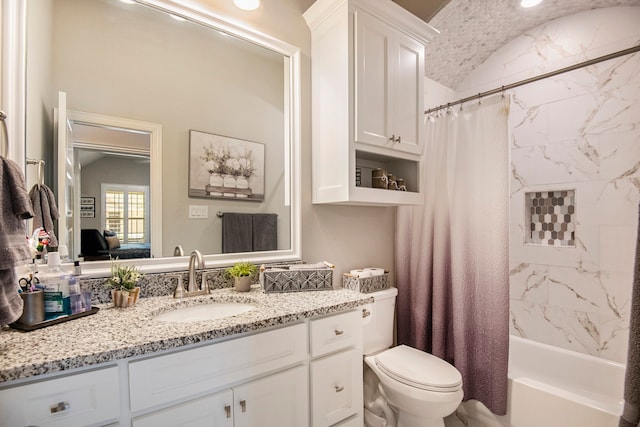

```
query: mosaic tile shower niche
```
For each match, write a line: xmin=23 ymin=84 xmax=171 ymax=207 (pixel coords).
xmin=525 ymin=190 xmax=575 ymax=247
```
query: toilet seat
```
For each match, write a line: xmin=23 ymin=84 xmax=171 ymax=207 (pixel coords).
xmin=375 ymin=345 xmax=462 ymax=392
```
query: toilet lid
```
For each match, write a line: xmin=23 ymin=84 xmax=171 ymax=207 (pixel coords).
xmin=375 ymin=345 xmax=462 ymax=392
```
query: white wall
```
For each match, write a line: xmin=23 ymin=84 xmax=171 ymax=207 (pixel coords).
xmin=457 ymin=6 xmax=640 ymax=363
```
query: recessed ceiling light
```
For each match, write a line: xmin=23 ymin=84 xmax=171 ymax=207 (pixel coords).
xmin=520 ymin=0 xmax=543 ymax=8
xmin=233 ymin=0 xmax=260 ymax=11
xmin=119 ymin=0 xmax=136 ymax=4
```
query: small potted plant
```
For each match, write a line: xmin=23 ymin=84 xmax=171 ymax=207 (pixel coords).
xmin=225 ymin=261 xmax=257 ymax=292
xmin=104 ymin=259 xmax=143 ymax=307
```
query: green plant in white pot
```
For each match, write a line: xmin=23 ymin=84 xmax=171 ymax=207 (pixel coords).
xmin=225 ymin=261 xmax=257 ymax=292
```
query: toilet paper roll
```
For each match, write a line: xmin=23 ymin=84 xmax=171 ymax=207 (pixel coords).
xmin=364 ymin=267 xmax=385 ymax=276
xmin=350 ymin=269 xmax=372 ymax=278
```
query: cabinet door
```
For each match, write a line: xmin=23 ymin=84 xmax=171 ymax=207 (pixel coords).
xmin=391 ymin=30 xmax=425 ymax=155
xmin=234 ymin=365 xmax=309 ymax=427
xmin=132 ymin=389 xmax=233 ymax=427
xmin=310 ymin=349 xmax=362 ymax=427
xmin=354 ymin=10 xmax=393 ymax=148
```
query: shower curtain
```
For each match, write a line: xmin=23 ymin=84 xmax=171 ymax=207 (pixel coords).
xmin=395 ymin=94 xmax=511 ymax=415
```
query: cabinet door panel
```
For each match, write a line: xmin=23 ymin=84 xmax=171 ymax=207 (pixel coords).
xmin=133 ymin=390 xmax=233 ymax=427
xmin=234 ymin=365 xmax=309 ymax=427
xmin=355 ymin=10 xmax=393 ymax=148
xmin=393 ymin=31 xmax=424 ymax=155
xmin=310 ymin=349 xmax=362 ymax=427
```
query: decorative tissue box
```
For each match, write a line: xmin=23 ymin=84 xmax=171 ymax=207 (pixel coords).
xmin=260 ymin=262 xmax=334 ymax=293
xmin=342 ymin=271 xmax=391 ymax=293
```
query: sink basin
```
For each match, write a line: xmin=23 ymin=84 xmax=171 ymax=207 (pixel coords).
xmin=154 ymin=302 xmax=256 ymax=323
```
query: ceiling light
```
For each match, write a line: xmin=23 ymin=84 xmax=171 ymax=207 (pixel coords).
xmin=233 ymin=0 xmax=260 ymax=11
xmin=170 ymin=14 xmax=186 ymax=21
xmin=520 ymin=0 xmax=543 ymax=8
xmin=119 ymin=0 xmax=136 ymax=4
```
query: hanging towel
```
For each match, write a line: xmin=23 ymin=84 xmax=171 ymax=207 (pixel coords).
xmin=222 ymin=213 xmax=253 ymax=253
xmin=620 ymin=204 xmax=640 ymax=427
xmin=0 ymin=157 xmax=33 ymax=269
xmin=0 ymin=157 xmax=33 ymax=325
xmin=29 ymin=183 xmax=59 ymax=248
xmin=252 ymin=213 xmax=277 ymax=252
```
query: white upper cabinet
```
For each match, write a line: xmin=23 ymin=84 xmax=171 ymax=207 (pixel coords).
xmin=304 ymin=0 xmax=436 ymax=206
xmin=355 ymin=10 xmax=424 ymax=155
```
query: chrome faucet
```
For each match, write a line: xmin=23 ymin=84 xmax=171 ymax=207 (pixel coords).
xmin=174 ymin=250 xmax=209 ymax=298
xmin=187 ymin=250 xmax=205 ymax=292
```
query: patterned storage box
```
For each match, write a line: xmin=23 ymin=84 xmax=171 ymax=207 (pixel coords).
xmin=260 ymin=264 xmax=334 ymax=293
xmin=342 ymin=272 xmax=391 ymax=293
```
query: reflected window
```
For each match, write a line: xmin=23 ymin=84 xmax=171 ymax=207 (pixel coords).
xmin=103 ymin=184 xmax=149 ymax=244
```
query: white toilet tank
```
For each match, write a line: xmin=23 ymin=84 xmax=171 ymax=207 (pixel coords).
xmin=362 ymin=287 xmax=398 ymax=356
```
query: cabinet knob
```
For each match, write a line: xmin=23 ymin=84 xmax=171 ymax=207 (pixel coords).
xmin=362 ymin=308 xmax=371 ymax=318
xmin=389 ymin=134 xmax=396 ymax=142
xmin=334 ymin=329 xmax=344 ymax=336
xmin=334 ymin=385 xmax=345 ymax=392
xmin=50 ymin=401 xmax=70 ymax=413
xmin=240 ymin=399 xmax=247 ymax=413
xmin=224 ymin=404 xmax=231 ymax=418
xmin=394 ymin=135 xmax=401 ymax=143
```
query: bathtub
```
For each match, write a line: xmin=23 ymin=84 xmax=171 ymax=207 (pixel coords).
xmin=447 ymin=336 xmax=626 ymax=427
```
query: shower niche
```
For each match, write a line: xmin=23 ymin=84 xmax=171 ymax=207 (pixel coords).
xmin=525 ymin=190 xmax=576 ymax=247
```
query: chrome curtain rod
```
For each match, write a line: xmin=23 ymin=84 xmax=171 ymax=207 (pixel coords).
xmin=424 ymin=44 xmax=640 ymax=115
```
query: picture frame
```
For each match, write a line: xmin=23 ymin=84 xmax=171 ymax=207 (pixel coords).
xmin=80 ymin=196 xmax=95 ymax=218
xmin=188 ymin=130 xmax=265 ymax=201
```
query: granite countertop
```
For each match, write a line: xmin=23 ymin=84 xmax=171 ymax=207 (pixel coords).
xmin=0 ymin=286 xmax=373 ymax=383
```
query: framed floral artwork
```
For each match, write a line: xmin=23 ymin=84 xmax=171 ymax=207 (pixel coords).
xmin=188 ymin=130 xmax=265 ymax=201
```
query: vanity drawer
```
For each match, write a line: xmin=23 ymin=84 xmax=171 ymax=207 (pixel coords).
xmin=129 ymin=322 xmax=307 ymax=412
xmin=309 ymin=310 xmax=362 ymax=358
xmin=310 ymin=348 xmax=362 ymax=427
xmin=0 ymin=366 xmax=120 ymax=427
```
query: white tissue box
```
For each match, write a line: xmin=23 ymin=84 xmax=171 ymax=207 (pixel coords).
xmin=342 ymin=271 xmax=390 ymax=293
xmin=260 ymin=265 xmax=333 ymax=293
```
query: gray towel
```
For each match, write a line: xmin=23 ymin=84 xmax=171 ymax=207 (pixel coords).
xmin=620 ymin=203 xmax=640 ymax=427
xmin=0 ymin=157 xmax=33 ymax=325
xmin=252 ymin=214 xmax=277 ymax=252
xmin=29 ymin=183 xmax=59 ymax=248
xmin=222 ymin=213 xmax=253 ymax=253
xmin=0 ymin=269 xmax=23 ymax=325
xmin=0 ymin=157 xmax=33 ymax=269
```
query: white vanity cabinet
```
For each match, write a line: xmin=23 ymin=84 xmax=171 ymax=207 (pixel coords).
xmin=132 ymin=366 xmax=308 ymax=427
xmin=304 ymin=0 xmax=437 ymax=206
xmin=309 ymin=310 xmax=363 ymax=427
xmin=0 ymin=308 xmax=365 ymax=427
xmin=0 ymin=366 xmax=120 ymax=427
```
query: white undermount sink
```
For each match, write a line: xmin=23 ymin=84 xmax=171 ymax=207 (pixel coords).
xmin=154 ymin=302 xmax=256 ymax=323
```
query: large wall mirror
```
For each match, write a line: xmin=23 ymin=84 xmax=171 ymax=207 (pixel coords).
xmin=17 ymin=0 xmax=301 ymax=276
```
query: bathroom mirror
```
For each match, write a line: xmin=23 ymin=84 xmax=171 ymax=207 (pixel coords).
xmin=17 ymin=0 xmax=301 ymax=276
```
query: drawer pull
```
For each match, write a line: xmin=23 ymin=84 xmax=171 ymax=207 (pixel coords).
xmin=224 ymin=404 xmax=231 ymax=418
xmin=50 ymin=401 xmax=70 ymax=413
xmin=362 ymin=308 xmax=371 ymax=318
xmin=334 ymin=329 xmax=344 ymax=336
xmin=335 ymin=385 xmax=344 ymax=392
xmin=240 ymin=399 xmax=247 ymax=413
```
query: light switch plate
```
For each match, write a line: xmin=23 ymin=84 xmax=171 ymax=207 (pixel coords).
xmin=189 ymin=205 xmax=208 ymax=219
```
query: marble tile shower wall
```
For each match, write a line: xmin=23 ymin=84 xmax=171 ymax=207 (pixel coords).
xmin=457 ymin=7 xmax=640 ymax=363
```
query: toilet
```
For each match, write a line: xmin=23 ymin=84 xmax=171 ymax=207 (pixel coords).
xmin=362 ymin=287 xmax=463 ymax=427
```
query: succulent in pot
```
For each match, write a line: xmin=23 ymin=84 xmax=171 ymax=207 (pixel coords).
xmin=103 ymin=259 xmax=143 ymax=307
xmin=225 ymin=261 xmax=257 ymax=292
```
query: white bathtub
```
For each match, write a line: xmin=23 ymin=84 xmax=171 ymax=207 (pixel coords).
xmin=447 ymin=336 xmax=626 ymax=427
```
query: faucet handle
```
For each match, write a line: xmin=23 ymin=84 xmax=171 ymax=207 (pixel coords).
xmin=200 ymin=271 xmax=211 ymax=294
xmin=173 ymin=275 xmax=186 ymax=298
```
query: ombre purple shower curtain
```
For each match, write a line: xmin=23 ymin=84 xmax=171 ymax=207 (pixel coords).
xmin=395 ymin=94 xmax=511 ymax=415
